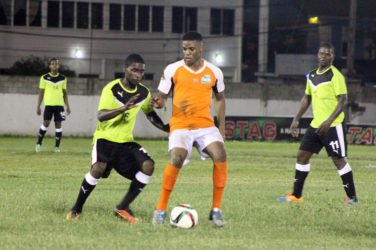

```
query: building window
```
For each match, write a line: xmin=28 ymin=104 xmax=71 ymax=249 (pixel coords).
xmin=0 ymin=0 xmax=11 ymax=25
xmin=29 ymin=0 xmax=41 ymax=26
xmin=184 ymin=7 xmax=197 ymax=32
xmin=152 ymin=6 xmax=163 ymax=32
xmin=47 ymin=1 xmax=59 ymax=27
xmin=210 ymin=8 xmax=235 ymax=36
xmin=124 ymin=4 xmax=135 ymax=31
xmin=223 ymin=9 xmax=234 ymax=35
xmin=91 ymin=3 xmax=102 ymax=29
xmin=109 ymin=4 xmax=121 ymax=30
xmin=210 ymin=8 xmax=221 ymax=35
xmin=77 ymin=2 xmax=88 ymax=29
xmin=14 ymin=0 xmax=26 ymax=26
xmin=172 ymin=6 xmax=197 ymax=33
xmin=172 ymin=7 xmax=183 ymax=33
xmin=138 ymin=5 xmax=149 ymax=32
xmin=62 ymin=1 xmax=74 ymax=28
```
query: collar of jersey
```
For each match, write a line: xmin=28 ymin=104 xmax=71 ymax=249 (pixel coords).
xmin=48 ymin=72 xmax=59 ymax=77
xmin=183 ymin=59 xmax=206 ymax=74
xmin=316 ymin=65 xmax=332 ymax=75
xmin=118 ymin=79 xmax=138 ymax=93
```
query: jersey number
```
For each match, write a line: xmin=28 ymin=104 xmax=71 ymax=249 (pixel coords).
xmin=329 ymin=140 xmax=339 ymax=153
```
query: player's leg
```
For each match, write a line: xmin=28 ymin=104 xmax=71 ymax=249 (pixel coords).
xmin=54 ymin=106 xmax=66 ymax=152
xmin=67 ymin=139 xmax=112 ymax=220
xmin=154 ymin=147 xmax=187 ymax=224
xmin=324 ymin=124 xmax=358 ymax=204
xmin=154 ymin=129 xmax=192 ymax=224
xmin=54 ymin=121 xmax=62 ymax=152
xmin=202 ymin=139 xmax=227 ymax=227
xmin=114 ymin=143 xmax=155 ymax=223
xmin=278 ymin=126 xmax=320 ymax=202
xmin=67 ymin=162 xmax=104 ymax=220
xmin=36 ymin=107 xmax=52 ymax=152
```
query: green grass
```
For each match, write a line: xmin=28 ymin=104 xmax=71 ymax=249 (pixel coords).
xmin=0 ymin=136 xmax=375 ymax=250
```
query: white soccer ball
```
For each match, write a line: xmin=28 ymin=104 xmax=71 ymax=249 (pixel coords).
xmin=170 ymin=204 xmax=198 ymax=229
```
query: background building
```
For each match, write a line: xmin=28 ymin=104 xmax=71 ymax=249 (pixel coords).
xmin=0 ymin=0 xmax=243 ymax=81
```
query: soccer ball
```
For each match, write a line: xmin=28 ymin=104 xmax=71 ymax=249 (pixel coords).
xmin=170 ymin=204 xmax=198 ymax=229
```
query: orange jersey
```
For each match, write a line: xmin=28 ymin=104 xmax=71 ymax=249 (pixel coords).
xmin=158 ymin=59 xmax=225 ymax=132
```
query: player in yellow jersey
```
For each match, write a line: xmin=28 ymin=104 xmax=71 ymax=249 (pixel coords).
xmin=66 ymin=54 xmax=169 ymax=222
xmin=35 ymin=58 xmax=71 ymax=152
xmin=277 ymin=43 xmax=358 ymax=205
xmin=151 ymin=32 xmax=227 ymax=227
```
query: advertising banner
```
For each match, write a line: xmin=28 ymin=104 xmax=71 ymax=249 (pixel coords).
xmin=222 ymin=116 xmax=375 ymax=145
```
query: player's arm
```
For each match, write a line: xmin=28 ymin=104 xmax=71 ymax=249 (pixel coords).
xmin=36 ymin=89 xmax=44 ymax=115
xmin=150 ymin=91 xmax=168 ymax=109
xmin=97 ymin=93 xmax=139 ymax=122
xmin=63 ymin=89 xmax=71 ymax=115
xmin=146 ymin=110 xmax=170 ymax=132
xmin=214 ymin=91 xmax=226 ymax=140
xmin=290 ymin=94 xmax=311 ymax=138
xmin=316 ymin=94 xmax=347 ymax=136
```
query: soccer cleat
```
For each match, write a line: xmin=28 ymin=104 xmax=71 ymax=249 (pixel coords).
xmin=344 ymin=197 xmax=359 ymax=205
xmin=152 ymin=210 xmax=167 ymax=225
xmin=209 ymin=208 xmax=225 ymax=227
xmin=54 ymin=147 xmax=60 ymax=153
xmin=277 ymin=192 xmax=304 ymax=203
xmin=114 ymin=207 xmax=139 ymax=223
xmin=35 ymin=144 xmax=41 ymax=152
xmin=66 ymin=210 xmax=81 ymax=221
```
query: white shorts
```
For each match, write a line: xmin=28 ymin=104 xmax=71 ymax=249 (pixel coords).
xmin=168 ymin=127 xmax=224 ymax=166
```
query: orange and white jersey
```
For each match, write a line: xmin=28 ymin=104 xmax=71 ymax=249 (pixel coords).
xmin=158 ymin=59 xmax=225 ymax=132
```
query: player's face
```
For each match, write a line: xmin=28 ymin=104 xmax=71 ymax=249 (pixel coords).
xmin=49 ymin=60 xmax=59 ymax=73
xmin=317 ymin=47 xmax=334 ymax=68
xmin=124 ymin=62 xmax=145 ymax=85
xmin=182 ymin=40 xmax=203 ymax=67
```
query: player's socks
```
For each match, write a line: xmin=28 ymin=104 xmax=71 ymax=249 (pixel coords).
xmin=292 ymin=163 xmax=310 ymax=198
xmin=55 ymin=128 xmax=62 ymax=148
xmin=338 ymin=163 xmax=357 ymax=200
xmin=117 ymin=171 xmax=150 ymax=210
xmin=211 ymin=162 xmax=227 ymax=210
xmin=37 ymin=125 xmax=47 ymax=145
xmin=156 ymin=163 xmax=180 ymax=211
xmin=72 ymin=172 xmax=99 ymax=212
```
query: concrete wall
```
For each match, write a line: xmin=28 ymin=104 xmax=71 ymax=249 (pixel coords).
xmin=1 ymin=75 xmax=375 ymax=137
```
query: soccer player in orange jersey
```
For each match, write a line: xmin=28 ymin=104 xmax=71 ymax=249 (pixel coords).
xmin=151 ymin=31 xmax=227 ymax=227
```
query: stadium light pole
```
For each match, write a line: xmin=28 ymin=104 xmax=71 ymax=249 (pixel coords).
xmin=346 ymin=0 xmax=357 ymax=77
xmin=257 ymin=0 xmax=269 ymax=84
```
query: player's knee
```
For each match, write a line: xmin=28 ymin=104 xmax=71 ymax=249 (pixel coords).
xmin=170 ymin=154 xmax=185 ymax=168
xmin=90 ymin=163 xmax=107 ymax=179
xmin=43 ymin=121 xmax=51 ymax=127
xmin=332 ymin=157 xmax=346 ymax=169
xmin=140 ymin=160 xmax=154 ymax=176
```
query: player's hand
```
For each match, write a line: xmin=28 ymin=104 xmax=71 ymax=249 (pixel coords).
xmin=290 ymin=120 xmax=299 ymax=138
xmin=66 ymin=107 xmax=71 ymax=115
xmin=36 ymin=107 xmax=41 ymax=115
xmin=122 ymin=93 xmax=140 ymax=111
xmin=315 ymin=120 xmax=331 ymax=136
xmin=150 ymin=94 xmax=164 ymax=109
xmin=219 ymin=126 xmax=226 ymax=141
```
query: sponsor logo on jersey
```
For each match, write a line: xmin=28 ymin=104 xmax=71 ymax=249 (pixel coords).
xmin=201 ymin=75 xmax=212 ymax=84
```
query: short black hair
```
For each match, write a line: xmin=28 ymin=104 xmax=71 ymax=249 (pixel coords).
xmin=125 ymin=54 xmax=145 ymax=67
xmin=182 ymin=31 xmax=203 ymax=41
xmin=319 ymin=42 xmax=335 ymax=54
xmin=49 ymin=58 xmax=58 ymax=64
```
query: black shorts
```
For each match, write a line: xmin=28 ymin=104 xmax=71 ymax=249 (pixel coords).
xmin=91 ymin=139 xmax=154 ymax=180
xmin=299 ymin=124 xmax=347 ymax=157
xmin=44 ymin=106 xmax=66 ymax=122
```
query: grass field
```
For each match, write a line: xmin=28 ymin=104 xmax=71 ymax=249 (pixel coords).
xmin=0 ymin=136 xmax=375 ymax=250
